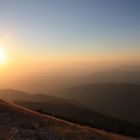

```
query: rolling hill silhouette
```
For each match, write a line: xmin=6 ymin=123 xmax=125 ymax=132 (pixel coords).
xmin=0 ymin=99 xmax=136 ymax=140
xmin=61 ymin=83 xmax=140 ymax=123
xmin=11 ymin=65 xmax=140 ymax=93
xmin=0 ymin=89 xmax=139 ymax=137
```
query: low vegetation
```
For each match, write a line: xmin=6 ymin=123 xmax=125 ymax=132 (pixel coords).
xmin=0 ymin=99 xmax=136 ymax=140
xmin=14 ymin=100 xmax=140 ymax=137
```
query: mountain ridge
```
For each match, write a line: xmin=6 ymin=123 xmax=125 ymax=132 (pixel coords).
xmin=0 ymin=99 xmax=136 ymax=140
xmin=60 ymin=83 xmax=140 ymax=123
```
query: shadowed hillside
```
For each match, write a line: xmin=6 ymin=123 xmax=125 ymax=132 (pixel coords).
xmin=0 ymin=99 xmax=136 ymax=140
xmin=14 ymin=100 xmax=140 ymax=137
xmin=0 ymin=89 xmax=139 ymax=137
xmin=60 ymin=83 xmax=140 ymax=123
xmin=0 ymin=89 xmax=79 ymax=104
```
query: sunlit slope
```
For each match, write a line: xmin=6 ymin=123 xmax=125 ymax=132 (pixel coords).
xmin=14 ymin=100 xmax=140 ymax=137
xmin=0 ymin=99 xmax=136 ymax=140
xmin=0 ymin=89 xmax=139 ymax=137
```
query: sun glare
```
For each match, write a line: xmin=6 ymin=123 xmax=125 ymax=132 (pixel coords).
xmin=0 ymin=47 xmax=6 ymax=63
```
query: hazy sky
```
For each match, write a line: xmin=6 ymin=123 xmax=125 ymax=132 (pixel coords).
xmin=0 ymin=0 xmax=140 ymax=56
xmin=0 ymin=0 xmax=140 ymax=91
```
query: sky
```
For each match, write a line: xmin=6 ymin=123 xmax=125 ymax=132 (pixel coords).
xmin=0 ymin=0 xmax=140 ymax=91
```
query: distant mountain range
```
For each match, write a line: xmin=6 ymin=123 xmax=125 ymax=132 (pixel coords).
xmin=10 ymin=65 xmax=140 ymax=93
xmin=60 ymin=83 xmax=140 ymax=123
xmin=84 ymin=70 xmax=140 ymax=85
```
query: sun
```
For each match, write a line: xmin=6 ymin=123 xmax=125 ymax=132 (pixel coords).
xmin=0 ymin=47 xmax=6 ymax=63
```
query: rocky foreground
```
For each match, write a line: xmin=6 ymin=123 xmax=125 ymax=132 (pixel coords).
xmin=0 ymin=99 xmax=137 ymax=140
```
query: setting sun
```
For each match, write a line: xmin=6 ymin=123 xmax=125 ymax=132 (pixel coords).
xmin=0 ymin=47 xmax=6 ymax=63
